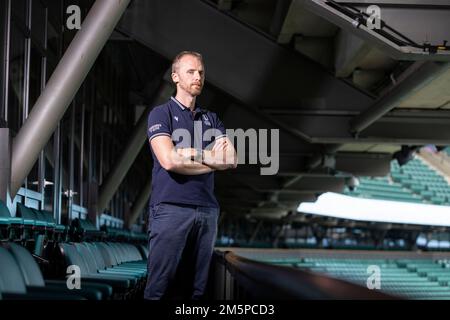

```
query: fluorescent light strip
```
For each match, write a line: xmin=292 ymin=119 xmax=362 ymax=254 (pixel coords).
xmin=298 ymin=192 xmax=450 ymax=227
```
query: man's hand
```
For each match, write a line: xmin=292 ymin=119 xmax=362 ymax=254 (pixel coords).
xmin=212 ymin=138 xmax=227 ymax=154
xmin=204 ymin=137 xmax=237 ymax=170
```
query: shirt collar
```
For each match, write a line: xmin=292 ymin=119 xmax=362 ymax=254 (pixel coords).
xmin=170 ymin=96 xmax=206 ymax=114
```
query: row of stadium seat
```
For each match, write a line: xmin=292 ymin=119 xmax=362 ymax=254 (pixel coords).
xmin=1 ymin=200 xmax=148 ymax=243
xmin=1 ymin=199 xmax=149 ymax=299
xmin=271 ymin=257 xmax=450 ymax=299
xmin=345 ymin=157 xmax=450 ymax=206
xmin=58 ymin=241 xmax=147 ymax=299
xmin=0 ymin=240 xmax=148 ymax=300
xmin=345 ymin=176 xmax=423 ymax=203
xmin=392 ymin=159 xmax=450 ymax=205
xmin=100 ymin=225 xmax=148 ymax=242
xmin=0 ymin=200 xmax=67 ymax=242
xmin=0 ymin=242 xmax=109 ymax=299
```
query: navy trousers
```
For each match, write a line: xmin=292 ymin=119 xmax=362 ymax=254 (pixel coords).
xmin=144 ymin=203 xmax=219 ymax=300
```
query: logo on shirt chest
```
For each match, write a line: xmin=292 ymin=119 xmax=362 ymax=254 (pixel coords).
xmin=202 ymin=114 xmax=211 ymax=126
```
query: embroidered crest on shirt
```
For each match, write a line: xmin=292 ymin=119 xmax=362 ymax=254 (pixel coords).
xmin=174 ymin=116 xmax=179 ymax=122
xmin=202 ymin=114 xmax=211 ymax=126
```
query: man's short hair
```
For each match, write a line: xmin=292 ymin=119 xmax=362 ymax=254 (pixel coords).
xmin=171 ymin=51 xmax=203 ymax=73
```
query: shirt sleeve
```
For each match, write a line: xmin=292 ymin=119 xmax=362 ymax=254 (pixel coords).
xmin=147 ymin=106 xmax=171 ymax=141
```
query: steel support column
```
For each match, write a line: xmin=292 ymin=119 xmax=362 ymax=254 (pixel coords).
xmin=0 ymin=128 xmax=11 ymax=204
xmin=10 ymin=0 xmax=131 ymax=197
xmin=0 ymin=0 xmax=11 ymax=121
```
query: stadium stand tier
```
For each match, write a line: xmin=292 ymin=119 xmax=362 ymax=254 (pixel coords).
xmin=346 ymin=157 xmax=450 ymax=206
xmin=227 ymin=248 xmax=450 ymax=300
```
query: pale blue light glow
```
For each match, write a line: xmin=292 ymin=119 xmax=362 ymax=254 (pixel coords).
xmin=298 ymin=192 xmax=450 ymax=227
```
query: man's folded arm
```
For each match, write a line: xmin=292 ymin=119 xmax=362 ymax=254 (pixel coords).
xmin=150 ymin=136 xmax=214 ymax=175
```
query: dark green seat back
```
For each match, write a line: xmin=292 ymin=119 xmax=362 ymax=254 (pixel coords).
xmin=0 ymin=247 xmax=27 ymax=294
xmin=7 ymin=243 xmax=45 ymax=287
xmin=0 ymin=200 xmax=10 ymax=218
xmin=16 ymin=203 xmax=36 ymax=220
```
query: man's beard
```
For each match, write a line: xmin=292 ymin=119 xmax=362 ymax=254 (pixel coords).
xmin=180 ymin=81 xmax=202 ymax=96
xmin=191 ymin=85 xmax=202 ymax=95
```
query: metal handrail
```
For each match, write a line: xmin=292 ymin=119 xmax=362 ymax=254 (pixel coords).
xmin=215 ymin=250 xmax=398 ymax=300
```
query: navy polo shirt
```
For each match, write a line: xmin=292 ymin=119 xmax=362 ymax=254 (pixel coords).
xmin=147 ymin=97 xmax=227 ymax=208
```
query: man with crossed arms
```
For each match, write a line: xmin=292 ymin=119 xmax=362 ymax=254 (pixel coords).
xmin=145 ymin=51 xmax=237 ymax=300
